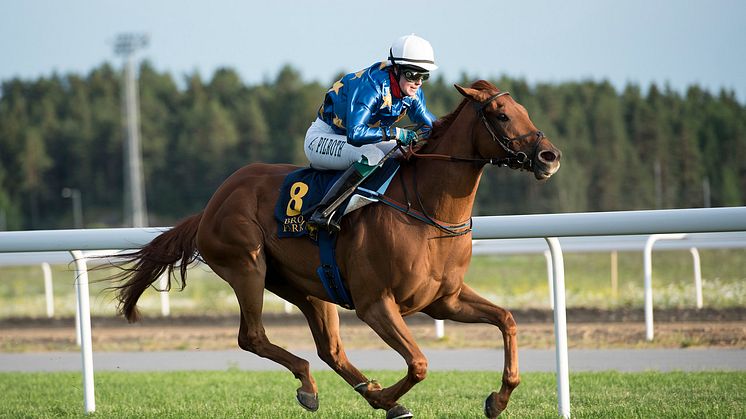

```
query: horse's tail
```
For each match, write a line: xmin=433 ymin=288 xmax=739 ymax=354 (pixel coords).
xmin=108 ymin=212 xmax=203 ymax=323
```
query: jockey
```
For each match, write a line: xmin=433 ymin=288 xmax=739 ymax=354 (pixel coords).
xmin=305 ymin=34 xmax=438 ymax=232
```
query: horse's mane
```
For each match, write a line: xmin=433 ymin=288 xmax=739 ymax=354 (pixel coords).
xmin=430 ymin=80 xmax=498 ymax=139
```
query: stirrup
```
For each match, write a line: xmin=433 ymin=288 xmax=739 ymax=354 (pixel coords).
xmin=307 ymin=207 xmax=342 ymax=233
xmin=306 ymin=163 xmax=367 ymax=233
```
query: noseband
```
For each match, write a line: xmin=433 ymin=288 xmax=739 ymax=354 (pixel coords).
xmin=475 ymin=92 xmax=544 ymax=170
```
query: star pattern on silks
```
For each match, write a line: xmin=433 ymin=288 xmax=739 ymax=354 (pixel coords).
xmin=333 ymin=115 xmax=345 ymax=129
xmin=380 ymin=93 xmax=392 ymax=110
xmin=352 ymin=68 xmax=365 ymax=79
xmin=378 ymin=61 xmax=387 ymax=70
xmin=329 ymin=79 xmax=344 ymax=94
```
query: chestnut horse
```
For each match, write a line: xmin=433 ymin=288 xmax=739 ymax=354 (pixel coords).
xmin=108 ymin=80 xmax=561 ymax=418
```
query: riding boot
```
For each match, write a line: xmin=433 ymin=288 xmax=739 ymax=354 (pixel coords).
xmin=307 ymin=162 xmax=373 ymax=233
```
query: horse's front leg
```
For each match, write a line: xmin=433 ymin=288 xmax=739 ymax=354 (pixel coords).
xmin=356 ymin=296 xmax=427 ymax=417
xmin=424 ymin=284 xmax=520 ymax=418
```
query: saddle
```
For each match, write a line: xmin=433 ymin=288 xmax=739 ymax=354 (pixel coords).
xmin=273 ymin=159 xmax=400 ymax=309
xmin=274 ymin=159 xmax=400 ymax=239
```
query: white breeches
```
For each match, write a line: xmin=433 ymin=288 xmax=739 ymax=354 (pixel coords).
xmin=304 ymin=118 xmax=399 ymax=170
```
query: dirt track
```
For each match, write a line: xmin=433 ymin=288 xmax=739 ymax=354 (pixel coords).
xmin=2 ymin=308 xmax=744 ymax=352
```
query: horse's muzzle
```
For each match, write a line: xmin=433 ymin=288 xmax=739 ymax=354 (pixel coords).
xmin=532 ymin=146 xmax=561 ymax=180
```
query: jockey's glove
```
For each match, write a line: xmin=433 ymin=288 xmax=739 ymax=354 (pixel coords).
xmin=393 ymin=127 xmax=418 ymax=146
xmin=416 ymin=125 xmax=432 ymax=139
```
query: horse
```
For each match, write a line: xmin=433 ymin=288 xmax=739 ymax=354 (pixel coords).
xmin=107 ymin=80 xmax=561 ymax=418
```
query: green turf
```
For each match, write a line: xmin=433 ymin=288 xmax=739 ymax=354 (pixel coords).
xmin=0 ymin=370 xmax=743 ymax=418
xmin=0 ymin=249 xmax=744 ymax=318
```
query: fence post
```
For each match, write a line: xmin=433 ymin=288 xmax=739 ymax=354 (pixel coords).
xmin=610 ymin=251 xmax=618 ymax=301
xmin=543 ymin=250 xmax=554 ymax=309
xmin=70 ymin=250 xmax=95 ymax=414
xmin=158 ymin=272 xmax=171 ymax=316
xmin=434 ymin=319 xmax=445 ymax=339
xmin=690 ymin=248 xmax=703 ymax=309
xmin=643 ymin=234 xmax=687 ymax=341
xmin=545 ymin=237 xmax=570 ymax=419
xmin=41 ymin=262 xmax=54 ymax=318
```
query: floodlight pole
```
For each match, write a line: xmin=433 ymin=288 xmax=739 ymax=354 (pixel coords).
xmin=115 ymin=33 xmax=149 ymax=228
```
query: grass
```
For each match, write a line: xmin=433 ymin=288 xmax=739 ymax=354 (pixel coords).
xmin=0 ymin=249 xmax=744 ymax=319
xmin=0 ymin=370 xmax=744 ymax=418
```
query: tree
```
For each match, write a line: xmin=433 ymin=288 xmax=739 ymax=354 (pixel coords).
xmin=234 ymin=93 xmax=270 ymax=164
xmin=586 ymin=82 xmax=639 ymax=211
xmin=553 ymin=97 xmax=592 ymax=212
xmin=20 ymin=128 xmax=52 ymax=227
xmin=138 ymin=62 xmax=179 ymax=222
xmin=0 ymin=80 xmax=29 ymax=221
xmin=84 ymin=64 xmax=124 ymax=224
xmin=260 ymin=65 xmax=323 ymax=164
xmin=1 ymin=64 xmax=743 ymax=228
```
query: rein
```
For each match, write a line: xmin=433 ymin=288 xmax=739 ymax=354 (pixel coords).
xmin=408 ymin=91 xmax=544 ymax=170
xmin=374 ymin=146 xmax=472 ymax=236
xmin=377 ymin=194 xmax=473 ymax=237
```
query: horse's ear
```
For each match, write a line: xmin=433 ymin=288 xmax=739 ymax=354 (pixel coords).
xmin=454 ymin=84 xmax=481 ymax=101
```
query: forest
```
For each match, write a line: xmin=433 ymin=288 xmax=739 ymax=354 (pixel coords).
xmin=0 ymin=61 xmax=744 ymax=230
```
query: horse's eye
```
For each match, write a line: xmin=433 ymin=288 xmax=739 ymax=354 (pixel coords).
xmin=497 ymin=113 xmax=509 ymax=122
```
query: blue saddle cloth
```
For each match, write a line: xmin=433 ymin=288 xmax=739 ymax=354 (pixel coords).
xmin=274 ymin=159 xmax=400 ymax=238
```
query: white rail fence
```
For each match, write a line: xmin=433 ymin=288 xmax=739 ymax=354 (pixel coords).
xmin=6 ymin=231 xmax=745 ymax=321
xmin=469 ymin=231 xmax=746 ymax=330
xmin=1 ymin=206 xmax=746 ymax=418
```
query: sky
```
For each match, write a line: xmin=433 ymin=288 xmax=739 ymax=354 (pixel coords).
xmin=1 ymin=0 xmax=745 ymax=102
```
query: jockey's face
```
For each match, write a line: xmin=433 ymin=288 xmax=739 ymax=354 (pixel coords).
xmin=397 ymin=66 xmax=428 ymax=98
xmin=399 ymin=75 xmax=422 ymax=98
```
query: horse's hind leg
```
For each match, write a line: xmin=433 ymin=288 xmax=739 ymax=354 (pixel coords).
xmin=424 ymin=284 xmax=520 ymax=418
xmin=208 ymin=252 xmax=319 ymax=412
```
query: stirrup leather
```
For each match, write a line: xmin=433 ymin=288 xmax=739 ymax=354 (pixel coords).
xmin=306 ymin=163 xmax=368 ymax=232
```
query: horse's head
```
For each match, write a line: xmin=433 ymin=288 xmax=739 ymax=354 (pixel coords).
xmin=454 ymin=81 xmax=561 ymax=180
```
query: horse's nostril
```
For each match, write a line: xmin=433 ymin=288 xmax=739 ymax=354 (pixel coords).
xmin=539 ymin=150 xmax=557 ymax=163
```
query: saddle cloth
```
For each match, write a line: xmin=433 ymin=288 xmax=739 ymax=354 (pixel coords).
xmin=275 ymin=159 xmax=400 ymax=238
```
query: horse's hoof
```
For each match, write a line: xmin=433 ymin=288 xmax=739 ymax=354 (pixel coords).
xmin=386 ymin=404 xmax=413 ymax=419
xmin=484 ymin=392 xmax=504 ymax=418
xmin=296 ymin=389 xmax=319 ymax=412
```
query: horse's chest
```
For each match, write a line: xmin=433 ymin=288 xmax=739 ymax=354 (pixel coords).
xmin=420 ymin=240 xmax=471 ymax=293
xmin=426 ymin=238 xmax=471 ymax=270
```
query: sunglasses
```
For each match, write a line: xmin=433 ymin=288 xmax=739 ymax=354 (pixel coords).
xmin=402 ymin=68 xmax=430 ymax=82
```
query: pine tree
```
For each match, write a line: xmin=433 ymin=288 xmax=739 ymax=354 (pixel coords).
xmin=1 ymin=64 xmax=743 ymax=227
xmin=587 ymin=82 xmax=638 ymax=211
xmin=553 ymin=98 xmax=592 ymax=212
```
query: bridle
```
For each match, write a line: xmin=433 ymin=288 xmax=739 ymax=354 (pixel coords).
xmin=409 ymin=91 xmax=545 ymax=170
xmin=382 ymin=90 xmax=546 ymax=236
xmin=475 ymin=92 xmax=544 ymax=170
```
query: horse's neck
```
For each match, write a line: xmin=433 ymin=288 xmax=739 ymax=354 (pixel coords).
xmin=400 ymin=110 xmax=485 ymax=223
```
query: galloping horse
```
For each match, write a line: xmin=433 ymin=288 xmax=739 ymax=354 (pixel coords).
xmin=109 ymin=80 xmax=561 ymax=418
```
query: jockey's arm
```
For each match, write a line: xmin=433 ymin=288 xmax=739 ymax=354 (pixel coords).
xmin=344 ymin=90 xmax=392 ymax=146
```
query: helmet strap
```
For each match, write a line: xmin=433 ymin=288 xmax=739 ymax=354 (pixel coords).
xmin=388 ymin=49 xmax=402 ymax=80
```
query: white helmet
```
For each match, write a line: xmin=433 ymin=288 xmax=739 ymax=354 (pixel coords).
xmin=388 ymin=34 xmax=438 ymax=71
